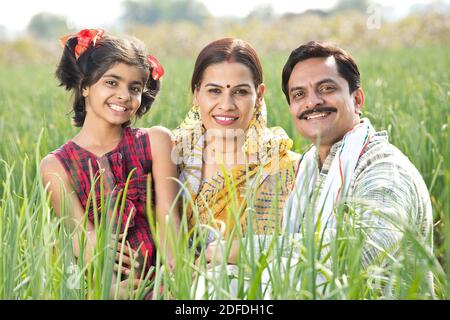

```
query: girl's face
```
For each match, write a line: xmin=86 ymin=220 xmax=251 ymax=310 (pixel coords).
xmin=194 ymin=62 xmax=264 ymax=136
xmin=82 ymin=62 xmax=149 ymax=126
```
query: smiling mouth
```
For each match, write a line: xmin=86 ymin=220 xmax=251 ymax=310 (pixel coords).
xmin=304 ymin=111 xmax=332 ymax=120
xmin=213 ymin=115 xmax=239 ymax=125
xmin=298 ymin=107 xmax=336 ymax=120
xmin=108 ymin=103 xmax=128 ymax=113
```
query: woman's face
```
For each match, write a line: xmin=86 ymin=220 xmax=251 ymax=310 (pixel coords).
xmin=194 ymin=62 xmax=264 ymax=137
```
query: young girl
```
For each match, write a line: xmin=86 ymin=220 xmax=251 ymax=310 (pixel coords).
xmin=40 ymin=29 xmax=179 ymax=298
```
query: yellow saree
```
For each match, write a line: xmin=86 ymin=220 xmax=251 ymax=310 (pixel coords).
xmin=173 ymin=101 xmax=299 ymax=239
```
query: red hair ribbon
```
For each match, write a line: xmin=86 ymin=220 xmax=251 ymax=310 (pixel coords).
xmin=60 ymin=29 xmax=104 ymax=60
xmin=147 ymin=54 xmax=164 ymax=80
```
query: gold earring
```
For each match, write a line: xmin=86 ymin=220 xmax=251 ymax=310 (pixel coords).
xmin=191 ymin=104 xmax=201 ymax=120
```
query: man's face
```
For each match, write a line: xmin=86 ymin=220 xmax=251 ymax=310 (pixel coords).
xmin=287 ymin=56 xmax=364 ymax=147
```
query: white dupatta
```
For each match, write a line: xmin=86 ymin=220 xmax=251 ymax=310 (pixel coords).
xmin=283 ymin=118 xmax=375 ymax=233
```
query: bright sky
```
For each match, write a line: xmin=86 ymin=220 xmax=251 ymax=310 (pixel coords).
xmin=0 ymin=0 xmax=445 ymax=35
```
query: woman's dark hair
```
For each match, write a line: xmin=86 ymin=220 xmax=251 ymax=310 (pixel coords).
xmin=282 ymin=41 xmax=361 ymax=104
xmin=56 ymin=34 xmax=160 ymax=127
xmin=191 ymin=38 xmax=263 ymax=93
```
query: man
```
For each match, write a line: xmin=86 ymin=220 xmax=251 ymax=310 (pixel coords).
xmin=263 ymin=40 xmax=433 ymax=297
xmin=201 ymin=41 xmax=434 ymax=299
xmin=280 ymin=40 xmax=432 ymax=262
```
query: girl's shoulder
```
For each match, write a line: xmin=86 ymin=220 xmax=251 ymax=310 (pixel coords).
xmin=47 ymin=140 xmax=80 ymax=167
xmin=140 ymin=126 xmax=174 ymax=160
xmin=40 ymin=151 xmax=77 ymax=199
xmin=47 ymin=138 xmax=80 ymax=157
xmin=40 ymin=153 xmax=61 ymax=171
xmin=41 ymin=137 xmax=79 ymax=172
xmin=41 ymin=140 xmax=84 ymax=182
xmin=126 ymin=126 xmax=149 ymax=139
xmin=135 ymin=126 xmax=174 ymax=143
xmin=39 ymin=153 xmax=69 ymax=182
xmin=141 ymin=125 xmax=173 ymax=137
xmin=126 ymin=126 xmax=172 ymax=146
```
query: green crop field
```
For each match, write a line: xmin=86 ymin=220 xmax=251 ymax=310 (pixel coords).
xmin=0 ymin=45 xmax=449 ymax=299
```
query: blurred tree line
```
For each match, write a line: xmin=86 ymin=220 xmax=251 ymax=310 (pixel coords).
xmin=26 ymin=12 xmax=69 ymax=40
xmin=25 ymin=0 xmax=373 ymax=40
xmin=122 ymin=0 xmax=209 ymax=25
xmin=1 ymin=0 xmax=448 ymax=64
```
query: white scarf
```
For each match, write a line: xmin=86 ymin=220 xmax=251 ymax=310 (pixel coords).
xmin=282 ymin=118 xmax=375 ymax=233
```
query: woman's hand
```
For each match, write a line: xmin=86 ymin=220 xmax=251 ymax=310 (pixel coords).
xmin=205 ymin=239 xmax=239 ymax=266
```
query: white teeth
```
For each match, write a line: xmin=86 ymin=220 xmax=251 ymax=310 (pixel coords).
xmin=109 ymin=104 xmax=127 ymax=112
xmin=306 ymin=112 xmax=329 ymax=120
xmin=214 ymin=116 xmax=237 ymax=121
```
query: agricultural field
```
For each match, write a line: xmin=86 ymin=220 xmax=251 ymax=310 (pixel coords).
xmin=0 ymin=44 xmax=449 ymax=299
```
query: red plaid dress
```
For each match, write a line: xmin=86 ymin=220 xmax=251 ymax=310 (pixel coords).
xmin=52 ymin=127 xmax=156 ymax=270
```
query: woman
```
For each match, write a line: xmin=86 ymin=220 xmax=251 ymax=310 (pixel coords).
xmin=173 ymin=38 xmax=299 ymax=266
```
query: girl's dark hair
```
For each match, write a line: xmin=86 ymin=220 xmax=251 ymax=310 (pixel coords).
xmin=56 ymin=34 xmax=160 ymax=127
xmin=191 ymin=38 xmax=263 ymax=93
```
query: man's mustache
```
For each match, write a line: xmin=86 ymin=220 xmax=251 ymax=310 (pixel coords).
xmin=298 ymin=106 xmax=337 ymax=120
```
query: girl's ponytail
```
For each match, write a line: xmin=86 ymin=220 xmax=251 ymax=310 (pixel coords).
xmin=138 ymin=70 xmax=160 ymax=116
xmin=55 ymin=36 xmax=83 ymax=91
xmin=137 ymin=54 xmax=164 ymax=117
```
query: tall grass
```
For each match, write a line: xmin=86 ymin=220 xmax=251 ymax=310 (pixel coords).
xmin=0 ymin=46 xmax=449 ymax=299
